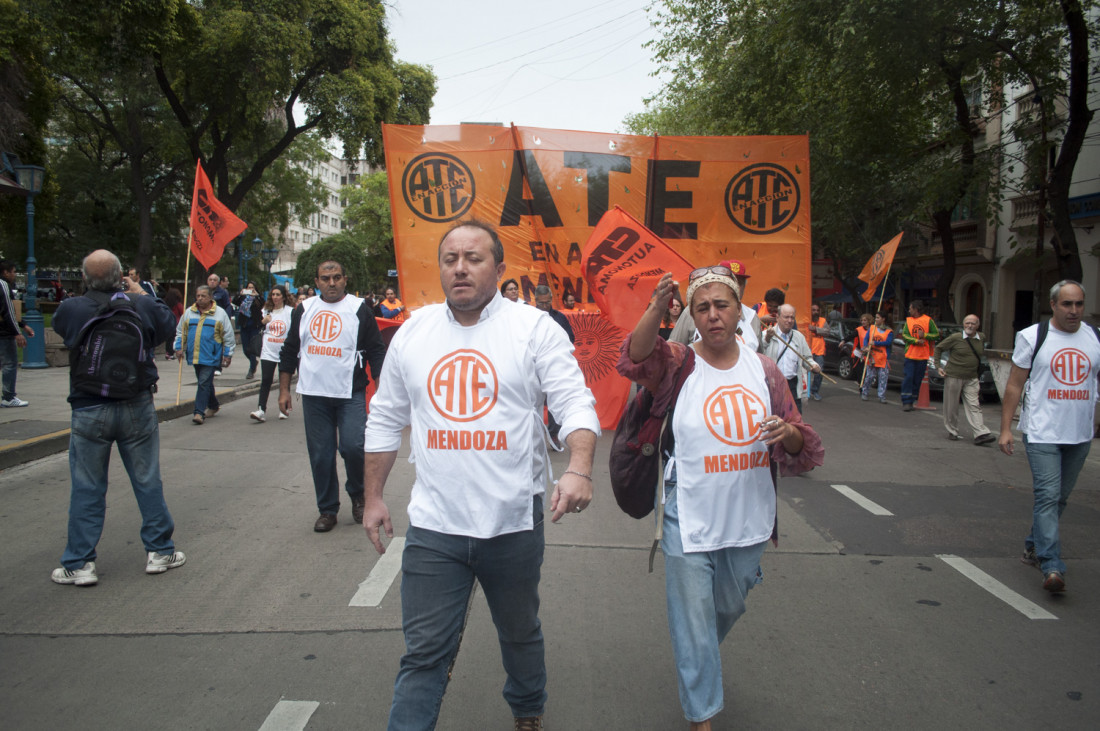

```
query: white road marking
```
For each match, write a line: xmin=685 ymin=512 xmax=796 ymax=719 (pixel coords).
xmin=349 ymin=536 xmax=405 ymax=607
xmin=937 ymin=554 xmax=1058 ymax=621
xmin=830 ymin=484 xmax=894 ymax=516
xmin=258 ymin=700 xmax=320 ymax=731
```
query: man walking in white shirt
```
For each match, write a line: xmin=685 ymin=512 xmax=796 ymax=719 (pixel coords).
xmin=999 ymin=280 xmax=1100 ymax=594
xmin=763 ymin=304 xmax=820 ymax=414
xmin=362 ymin=220 xmax=599 ymax=731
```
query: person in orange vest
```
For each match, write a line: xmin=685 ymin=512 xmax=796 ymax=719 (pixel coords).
xmin=852 ymin=312 xmax=872 ymax=384
xmin=861 ymin=312 xmax=894 ymax=403
xmin=900 ymin=299 xmax=939 ymax=411
xmin=807 ymin=302 xmax=828 ymax=400
xmin=380 ymin=287 xmax=407 ymax=321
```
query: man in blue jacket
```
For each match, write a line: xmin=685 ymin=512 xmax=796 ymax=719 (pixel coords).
xmin=50 ymin=249 xmax=184 ymax=587
xmin=175 ymin=285 xmax=236 ymax=424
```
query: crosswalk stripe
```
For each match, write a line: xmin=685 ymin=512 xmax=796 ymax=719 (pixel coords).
xmin=258 ymin=700 xmax=320 ymax=731
xmin=936 ymin=554 xmax=1057 ymax=620
xmin=349 ymin=536 xmax=406 ymax=607
xmin=830 ymin=484 xmax=894 ymax=516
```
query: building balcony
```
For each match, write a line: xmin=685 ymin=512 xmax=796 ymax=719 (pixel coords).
xmin=1009 ymin=194 xmax=1040 ymax=232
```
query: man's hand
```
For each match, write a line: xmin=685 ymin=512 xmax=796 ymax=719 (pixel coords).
xmin=15 ymin=334 xmax=26 ymax=347
xmin=999 ymin=429 xmax=1014 ymax=456
xmin=363 ymin=497 xmax=393 ymax=554
xmin=222 ymin=356 xmax=231 ymax=368
xmin=549 ymin=471 xmax=593 ymax=523
xmin=937 ymin=367 xmax=946 ymax=377
xmin=22 ymin=324 xmax=33 ymax=337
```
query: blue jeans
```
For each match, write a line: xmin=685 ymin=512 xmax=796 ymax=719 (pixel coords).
xmin=661 ymin=483 xmax=766 ymax=723
xmin=301 ymin=392 xmax=366 ymax=515
xmin=389 ymin=497 xmax=546 ymax=730
xmin=901 ymin=358 xmax=927 ymax=404
xmin=1 ymin=337 xmax=19 ymax=400
xmin=193 ymin=364 xmax=218 ymax=415
xmin=810 ymin=354 xmax=824 ymax=396
xmin=862 ymin=365 xmax=889 ymax=399
xmin=1023 ymin=436 xmax=1090 ymax=575
xmin=61 ymin=392 xmax=175 ymax=569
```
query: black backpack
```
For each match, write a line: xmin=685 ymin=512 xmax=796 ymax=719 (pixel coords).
xmin=69 ymin=290 xmax=150 ymax=400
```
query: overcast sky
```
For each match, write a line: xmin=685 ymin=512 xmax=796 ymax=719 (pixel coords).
xmin=385 ymin=0 xmax=665 ymax=133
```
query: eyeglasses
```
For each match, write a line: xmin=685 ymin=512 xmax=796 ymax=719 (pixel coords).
xmin=689 ymin=265 xmax=733 ymax=281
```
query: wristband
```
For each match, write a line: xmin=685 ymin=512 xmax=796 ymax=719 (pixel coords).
xmin=562 ymin=469 xmax=592 ymax=481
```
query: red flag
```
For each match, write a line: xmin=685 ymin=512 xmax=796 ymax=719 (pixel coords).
xmin=189 ymin=160 xmax=247 ymax=270
xmin=581 ymin=207 xmax=696 ymax=332
xmin=857 ymin=232 xmax=902 ymax=302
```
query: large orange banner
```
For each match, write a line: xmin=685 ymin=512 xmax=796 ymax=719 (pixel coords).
xmin=383 ymin=125 xmax=811 ymax=427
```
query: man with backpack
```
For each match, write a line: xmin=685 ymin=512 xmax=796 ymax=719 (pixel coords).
xmin=49 ymin=249 xmax=184 ymax=587
xmin=999 ymin=280 xmax=1100 ymax=594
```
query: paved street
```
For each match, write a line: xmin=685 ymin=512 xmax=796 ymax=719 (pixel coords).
xmin=1 ymin=364 xmax=1098 ymax=730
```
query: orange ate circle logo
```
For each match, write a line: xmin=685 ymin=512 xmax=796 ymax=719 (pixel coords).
xmin=911 ymin=324 xmax=926 ymax=339
xmin=268 ymin=320 xmax=287 ymax=337
xmin=704 ymin=385 xmax=769 ymax=447
xmin=309 ymin=311 xmax=343 ymax=344
xmin=428 ymin=349 xmax=499 ymax=422
xmin=1050 ymin=348 xmax=1092 ymax=386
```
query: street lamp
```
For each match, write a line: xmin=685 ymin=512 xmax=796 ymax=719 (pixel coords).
xmin=10 ymin=158 xmax=47 ymax=368
xmin=260 ymin=243 xmax=278 ymax=292
xmin=227 ymin=234 xmax=261 ymax=290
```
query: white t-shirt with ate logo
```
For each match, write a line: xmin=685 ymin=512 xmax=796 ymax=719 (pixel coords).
xmin=1012 ymin=323 xmax=1100 ymax=444
xmin=364 ymin=292 xmax=600 ymax=539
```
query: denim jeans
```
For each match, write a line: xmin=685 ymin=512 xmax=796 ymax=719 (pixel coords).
xmin=810 ymin=354 xmax=824 ymax=396
xmin=0 ymin=336 xmax=18 ymax=400
xmin=389 ymin=497 xmax=546 ymax=730
xmin=661 ymin=483 xmax=766 ymax=723
xmin=1023 ymin=435 xmax=1091 ymax=575
xmin=861 ymin=365 xmax=889 ymax=400
xmin=301 ymin=392 xmax=366 ymax=515
xmin=901 ymin=358 xmax=927 ymax=404
xmin=61 ymin=391 xmax=175 ymax=569
xmin=193 ymin=364 xmax=218 ymax=415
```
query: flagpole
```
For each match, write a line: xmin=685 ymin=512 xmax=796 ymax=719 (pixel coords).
xmin=176 ymin=230 xmax=193 ymax=405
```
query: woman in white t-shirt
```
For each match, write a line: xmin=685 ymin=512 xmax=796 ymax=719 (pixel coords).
xmin=250 ymin=284 xmax=295 ymax=423
xmin=617 ymin=267 xmax=824 ymax=730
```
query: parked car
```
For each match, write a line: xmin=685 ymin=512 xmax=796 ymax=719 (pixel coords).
xmin=821 ymin=318 xmax=865 ymax=380
xmin=885 ymin=322 xmax=999 ymax=401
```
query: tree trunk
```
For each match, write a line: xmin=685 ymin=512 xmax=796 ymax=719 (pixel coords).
xmin=1046 ymin=0 xmax=1092 ymax=282
xmin=932 ymin=209 xmax=958 ymax=322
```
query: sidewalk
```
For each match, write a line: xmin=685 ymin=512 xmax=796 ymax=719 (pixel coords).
xmin=0 ymin=353 xmax=268 ymax=470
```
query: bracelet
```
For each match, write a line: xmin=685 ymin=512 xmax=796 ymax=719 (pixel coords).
xmin=562 ymin=469 xmax=592 ymax=481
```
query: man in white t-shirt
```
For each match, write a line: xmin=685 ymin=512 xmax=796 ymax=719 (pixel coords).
xmin=999 ymin=280 xmax=1100 ymax=594
xmin=362 ymin=220 xmax=599 ymax=731
xmin=762 ymin=304 xmax=821 ymax=415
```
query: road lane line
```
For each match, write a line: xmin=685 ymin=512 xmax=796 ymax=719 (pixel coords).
xmin=830 ymin=484 xmax=894 ymax=516
xmin=936 ymin=554 xmax=1058 ymax=621
xmin=258 ymin=700 xmax=319 ymax=731
xmin=349 ymin=536 xmax=405 ymax=607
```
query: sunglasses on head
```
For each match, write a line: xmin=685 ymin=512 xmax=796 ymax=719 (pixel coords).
xmin=689 ymin=265 xmax=733 ymax=281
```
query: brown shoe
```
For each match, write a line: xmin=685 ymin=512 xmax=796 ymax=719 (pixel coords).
xmin=313 ymin=514 xmax=337 ymax=532
xmin=514 ymin=717 xmax=543 ymax=731
xmin=351 ymin=495 xmax=365 ymax=525
xmin=192 ymin=413 xmax=204 ymax=425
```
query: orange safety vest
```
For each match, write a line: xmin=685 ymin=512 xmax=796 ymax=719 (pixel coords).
xmin=855 ymin=326 xmax=868 ymax=357
xmin=382 ymin=297 xmax=407 ymax=322
xmin=905 ymin=315 xmax=933 ymax=359
xmin=868 ymin=325 xmax=892 ymax=368
xmin=808 ymin=316 xmax=826 ymax=355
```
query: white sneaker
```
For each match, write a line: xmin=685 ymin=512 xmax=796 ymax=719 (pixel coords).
xmin=214 ymin=370 xmax=222 ymax=376
xmin=250 ymin=408 xmax=265 ymax=423
xmin=1 ymin=396 xmax=29 ymax=407
xmin=51 ymin=561 xmax=98 ymax=586
xmin=278 ymin=412 xmax=288 ymax=420
xmin=146 ymin=551 xmax=186 ymax=574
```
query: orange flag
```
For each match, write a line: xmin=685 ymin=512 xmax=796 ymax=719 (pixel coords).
xmin=581 ymin=207 xmax=696 ymax=332
xmin=189 ymin=160 xmax=247 ymax=270
xmin=857 ymin=232 xmax=902 ymax=302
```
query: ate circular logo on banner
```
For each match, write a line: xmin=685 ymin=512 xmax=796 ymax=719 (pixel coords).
xmin=704 ymin=385 xmax=769 ymax=447
xmin=1050 ymin=348 xmax=1092 ymax=386
xmin=402 ymin=153 xmax=475 ymax=223
xmin=428 ymin=349 xmax=499 ymax=422
xmin=724 ymin=163 xmax=801 ymax=235
xmin=869 ymin=248 xmax=887 ymax=278
xmin=309 ymin=311 xmax=343 ymax=344
xmin=268 ymin=320 xmax=286 ymax=337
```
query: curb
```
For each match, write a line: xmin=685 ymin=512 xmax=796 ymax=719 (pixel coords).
xmin=0 ymin=380 xmax=263 ymax=472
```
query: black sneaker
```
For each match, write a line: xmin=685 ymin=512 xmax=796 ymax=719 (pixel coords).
xmin=974 ymin=433 xmax=996 ymax=445
xmin=351 ymin=496 xmax=365 ymax=526
xmin=1020 ymin=547 xmax=1040 ymax=569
